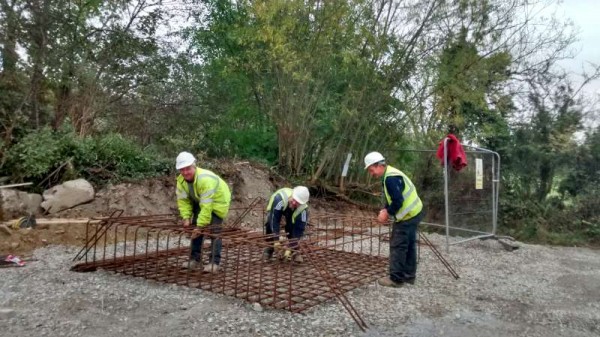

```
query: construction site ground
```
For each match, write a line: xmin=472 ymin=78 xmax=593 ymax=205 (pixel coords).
xmin=1 ymin=162 xmax=599 ymax=337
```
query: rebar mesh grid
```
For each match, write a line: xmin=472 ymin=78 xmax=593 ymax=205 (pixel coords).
xmin=71 ymin=206 xmax=389 ymax=330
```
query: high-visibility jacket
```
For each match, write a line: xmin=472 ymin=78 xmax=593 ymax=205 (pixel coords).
xmin=266 ymin=188 xmax=308 ymax=238
xmin=383 ymin=165 xmax=423 ymax=221
xmin=176 ymin=167 xmax=231 ymax=226
xmin=292 ymin=204 xmax=308 ymax=224
xmin=266 ymin=188 xmax=293 ymax=212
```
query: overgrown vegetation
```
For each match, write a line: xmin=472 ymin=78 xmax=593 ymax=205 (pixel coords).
xmin=0 ymin=0 xmax=598 ymax=246
xmin=3 ymin=127 xmax=170 ymax=189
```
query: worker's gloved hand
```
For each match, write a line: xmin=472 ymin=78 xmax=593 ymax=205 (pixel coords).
xmin=273 ymin=242 xmax=283 ymax=252
xmin=182 ymin=219 xmax=191 ymax=227
xmin=283 ymin=249 xmax=292 ymax=260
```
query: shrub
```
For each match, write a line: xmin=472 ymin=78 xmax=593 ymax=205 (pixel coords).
xmin=5 ymin=127 xmax=62 ymax=181
xmin=498 ymin=192 xmax=600 ymax=246
xmin=2 ymin=128 xmax=171 ymax=188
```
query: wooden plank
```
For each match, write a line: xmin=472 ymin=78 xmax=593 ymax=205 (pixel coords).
xmin=0 ymin=182 xmax=33 ymax=189
xmin=0 ymin=218 xmax=103 ymax=227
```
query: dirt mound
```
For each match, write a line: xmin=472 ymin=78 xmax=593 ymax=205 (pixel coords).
xmin=50 ymin=176 xmax=176 ymax=218
xmin=225 ymin=161 xmax=276 ymax=228
xmin=229 ymin=161 xmax=274 ymax=203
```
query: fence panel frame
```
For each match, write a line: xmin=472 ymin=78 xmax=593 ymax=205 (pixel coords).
xmin=393 ymin=138 xmax=503 ymax=252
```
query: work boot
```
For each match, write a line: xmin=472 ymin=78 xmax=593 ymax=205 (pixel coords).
xmin=181 ymin=260 xmax=203 ymax=270
xmin=203 ymin=263 xmax=220 ymax=273
xmin=263 ymin=247 xmax=274 ymax=260
xmin=377 ymin=276 xmax=404 ymax=288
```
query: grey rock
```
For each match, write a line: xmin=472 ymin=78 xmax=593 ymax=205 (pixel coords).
xmin=0 ymin=189 xmax=42 ymax=220
xmin=252 ymin=302 xmax=263 ymax=312
xmin=41 ymin=179 xmax=94 ymax=214
xmin=0 ymin=224 xmax=12 ymax=235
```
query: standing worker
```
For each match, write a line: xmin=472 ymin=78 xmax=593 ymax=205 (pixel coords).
xmin=364 ymin=151 xmax=424 ymax=287
xmin=263 ymin=186 xmax=310 ymax=263
xmin=175 ymin=151 xmax=231 ymax=273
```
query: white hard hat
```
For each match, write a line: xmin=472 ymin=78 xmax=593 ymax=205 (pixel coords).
xmin=292 ymin=186 xmax=310 ymax=205
xmin=364 ymin=151 xmax=385 ymax=169
xmin=176 ymin=151 xmax=196 ymax=170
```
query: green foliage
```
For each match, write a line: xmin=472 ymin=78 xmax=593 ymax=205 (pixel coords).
xmin=494 ymin=85 xmax=598 ymax=246
xmin=88 ymin=134 xmax=171 ymax=183
xmin=503 ymin=83 xmax=583 ymax=202
xmin=0 ymin=71 xmax=30 ymax=162
xmin=2 ymin=128 xmax=170 ymax=187
xmin=559 ymin=127 xmax=600 ymax=197
xmin=194 ymin=0 xmax=413 ymax=181
xmin=433 ymin=28 xmax=512 ymax=142
xmin=208 ymin=127 xmax=278 ymax=164
xmin=499 ymin=188 xmax=600 ymax=246
xmin=0 ymin=0 xmax=170 ymax=138
xmin=5 ymin=128 xmax=63 ymax=180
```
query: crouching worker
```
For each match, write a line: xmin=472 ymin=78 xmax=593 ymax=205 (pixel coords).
xmin=263 ymin=186 xmax=310 ymax=263
xmin=175 ymin=151 xmax=231 ymax=273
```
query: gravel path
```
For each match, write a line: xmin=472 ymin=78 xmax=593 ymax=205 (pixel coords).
xmin=1 ymin=234 xmax=599 ymax=337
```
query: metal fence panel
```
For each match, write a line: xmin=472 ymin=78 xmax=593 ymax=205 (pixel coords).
xmin=393 ymin=142 xmax=500 ymax=251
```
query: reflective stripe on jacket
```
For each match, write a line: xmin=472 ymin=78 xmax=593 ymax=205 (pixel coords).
xmin=176 ymin=168 xmax=231 ymax=226
xmin=383 ymin=165 xmax=423 ymax=221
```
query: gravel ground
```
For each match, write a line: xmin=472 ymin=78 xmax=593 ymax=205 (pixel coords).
xmin=1 ymin=234 xmax=599 ymax=337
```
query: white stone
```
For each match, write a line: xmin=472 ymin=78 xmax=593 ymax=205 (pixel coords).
xmin=252 ymin=302 xmax=263 ymax=312
xmin=41 ymin=179 xmax=95 ymax=214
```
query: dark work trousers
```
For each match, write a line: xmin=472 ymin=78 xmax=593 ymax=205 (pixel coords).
xmin=190 ymin=202 xmax=223 ymax=265
xmin=285 ymin=218 xmax=305 ymax=249
xmin=389 ymin=211 xmax=424 ymax=283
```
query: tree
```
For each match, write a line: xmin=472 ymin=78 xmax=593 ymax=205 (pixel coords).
xmin=432 ymin=27 xmax=512 ymax=143
xmin=507 ymin=77 xmax=583 ymax=201
xmin=192 ymin=0 xmax=437 ymax=183
xmin=560 ymin=126 xmax=600 ymax=197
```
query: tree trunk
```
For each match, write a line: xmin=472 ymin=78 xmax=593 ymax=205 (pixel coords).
xmin=0 ymin=0 xmax=20 ymax=75
xmin=28 ymin=0 xmax=50 ymax=129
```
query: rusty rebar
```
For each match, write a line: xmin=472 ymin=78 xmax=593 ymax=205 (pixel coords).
xmin=419 ymin=232 xmax=460 ymax=279
xmin=72 ymin=209 xmax=392 ymax=331
xmin=299 ymin=242 xmax=369 ymax=332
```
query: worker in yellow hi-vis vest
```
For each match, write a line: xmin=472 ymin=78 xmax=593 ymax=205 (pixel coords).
xmin=175 ymin=151 xmax=231 ymax=273
xmin=263 ymin=186 xmax=309 ymax=263
xmin=364 ymin=151 xmax=424 ymax=288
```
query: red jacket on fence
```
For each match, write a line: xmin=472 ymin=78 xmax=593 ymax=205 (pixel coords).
xmin=436 ymin=134 xmax=467 ymax=171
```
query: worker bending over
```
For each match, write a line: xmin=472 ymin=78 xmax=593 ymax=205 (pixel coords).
xmin=263 ymin=186 xmax=310 ymax=262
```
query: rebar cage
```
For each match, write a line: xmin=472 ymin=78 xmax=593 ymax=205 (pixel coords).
xmin=71 ymin=202 xmax=389 ymax=319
